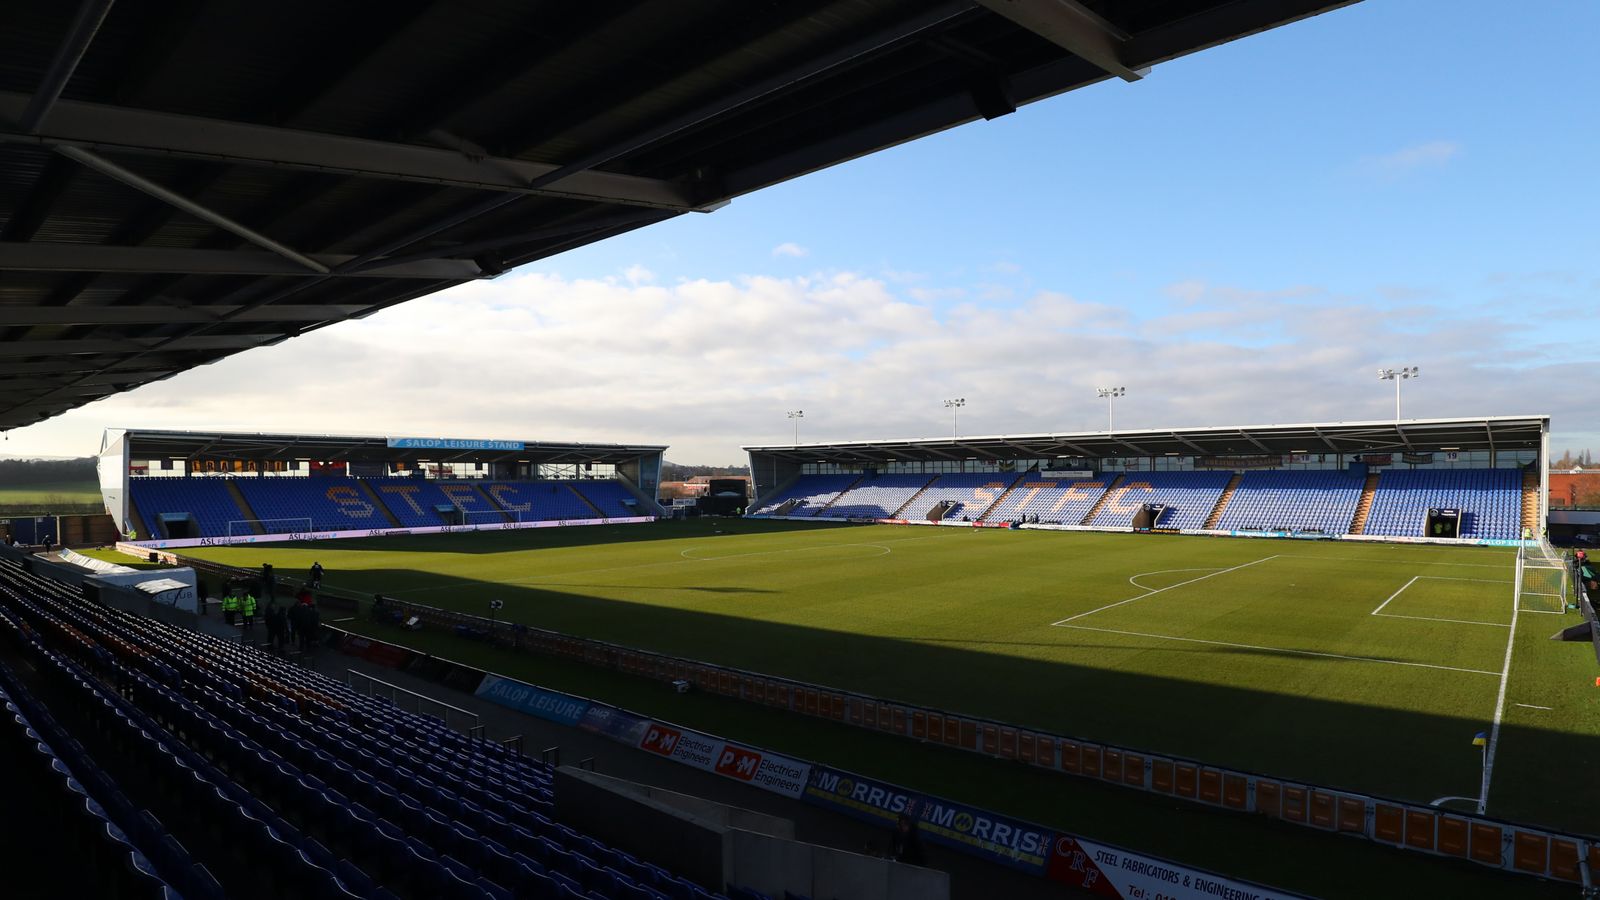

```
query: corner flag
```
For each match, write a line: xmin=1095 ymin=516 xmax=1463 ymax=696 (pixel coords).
xmin=1471 ymin=731 xmax=1487 ymax=747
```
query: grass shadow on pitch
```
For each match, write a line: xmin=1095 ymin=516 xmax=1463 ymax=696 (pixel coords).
xmin=324 ymin=563 xmax=1600 ymax=839
xmin=237 ymin=517 xmax=856 ymax=556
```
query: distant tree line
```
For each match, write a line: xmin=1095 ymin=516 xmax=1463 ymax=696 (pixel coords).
xmin=0 ymin=457 xmax=97 ymax=485
xmin=1554 ymin=450 xmax=1595 ymax=469
xmin=660 ymin=462 xmax=749 ymax=482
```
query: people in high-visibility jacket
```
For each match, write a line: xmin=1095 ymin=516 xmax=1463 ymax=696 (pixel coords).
xmin=240 ymin=593 xmax=258 ymax=633
xmin=220 ymin=592 xmax=240 ymax=626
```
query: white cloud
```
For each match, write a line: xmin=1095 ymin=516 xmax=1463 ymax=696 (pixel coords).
xmin=5 ymin=268 xmax=1595 ymax=464
xmin=771 ymin=242 xmax=809 ymax=258
xmin=623 ymin=264 xmax=655 ymax=285
xmin=1358 ymin=140 xmax=1461 ymax=177
xmin=1163 ymin=279 xmax=1207 ymax=304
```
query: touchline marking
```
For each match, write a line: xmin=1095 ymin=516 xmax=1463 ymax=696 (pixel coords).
xmin=1479 ymin=577 xmax=1523 ymax=814
xmin=1514 ymin=703 xmax=1552 ymax=710
xmin=1050 ymin=556 xmax=1279 ymax=626
xmin=1051 ymin=623 xmax=1502 ymax=676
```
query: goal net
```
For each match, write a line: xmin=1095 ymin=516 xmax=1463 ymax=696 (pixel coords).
xmin=1515 ymin=543 xmax=1569 ymax=614
xmin=460 ymin=509 xmax=517 ymax=527
xmin=228 ymin=517 xmax=313 ymax=538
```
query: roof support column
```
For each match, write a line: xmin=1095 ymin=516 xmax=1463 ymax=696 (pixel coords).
xmin=15 ymin=0 xmax=116 ymax=132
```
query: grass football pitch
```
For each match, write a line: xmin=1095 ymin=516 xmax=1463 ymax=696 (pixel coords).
xmin=182 ymin=519 xmax=1599 ymax=836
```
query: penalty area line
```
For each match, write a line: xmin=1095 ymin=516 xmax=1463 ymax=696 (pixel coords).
xmin=1050 ymin=555 xmax=1279 ymax=626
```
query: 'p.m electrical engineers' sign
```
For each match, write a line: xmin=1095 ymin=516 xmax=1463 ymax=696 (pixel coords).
xmin=387 ymin=436 xmax=525 ymax=451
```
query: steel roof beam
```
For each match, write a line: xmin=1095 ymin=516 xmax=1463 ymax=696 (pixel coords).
xmin=14 ymin=0 xmax=117 ymax=132
xmin=56 ymin=145 xmax=331 ymax=274
xmin=976 ymin=0 xmax=1144 ymax=82
xmin=0 ymin=304 xmax=380 ymax=326
xmin=0 ymin=243 xmax=482 ymax=279
xmin=0 ymin=358 xmax=192 ymax=376
xmin=0 ymin=92 xmax=702 ymax=211
xmin=0 ymin=335 xmax=271 ymax=356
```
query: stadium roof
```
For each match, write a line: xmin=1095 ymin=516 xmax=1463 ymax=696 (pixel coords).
xmin=2 ymin=0 xmax=1358 ymax=433
xmin=106 ymin=428 xmax=665 ymax=466
xmin=742 ymin=415 xmax=1550 ymax=463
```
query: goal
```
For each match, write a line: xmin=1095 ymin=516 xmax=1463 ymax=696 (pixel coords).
xmin=227 ymin=517 xmax=314 ymax=538
xmin=459 ymin=509 xmax=517 ymax=527
xmin=1515 ymin=543 xmax=1569 ymax=614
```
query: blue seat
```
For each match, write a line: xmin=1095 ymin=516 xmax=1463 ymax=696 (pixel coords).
xmin=478 ymin=875 xmax=515 ymax=900
xmin=335 ymin=859 xmax=376 ymax=897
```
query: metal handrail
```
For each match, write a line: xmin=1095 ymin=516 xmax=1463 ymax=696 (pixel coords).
xmin=345 ymin=669 xmax=480 ymax=735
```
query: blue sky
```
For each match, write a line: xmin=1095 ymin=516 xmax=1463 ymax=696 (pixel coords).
xmin=9 ymin=0 xmax=1599 ymax=463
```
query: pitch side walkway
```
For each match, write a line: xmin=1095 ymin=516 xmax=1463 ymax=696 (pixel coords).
xmin=304 ymin=644 xmax=1075 ymax=900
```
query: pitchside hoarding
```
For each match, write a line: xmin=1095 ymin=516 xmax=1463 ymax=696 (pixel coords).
xmin=636 ymin=721 xmax=811 ymax=799
xmin=475 ymin=675 xmax=590 ymax=726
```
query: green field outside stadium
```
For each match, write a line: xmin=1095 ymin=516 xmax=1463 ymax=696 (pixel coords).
xmin=179 ymin=519 xmax=1599 ymax=837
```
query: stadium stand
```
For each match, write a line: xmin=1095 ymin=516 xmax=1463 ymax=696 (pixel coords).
xmin=0 ymin=555 xmax=738 ymax=900
xmin=748 ymin=474 xmax=861 ymax=516
xmin=1213 ymin=470 xmax=1367 ymax=534
xmin=368 ymin=480 xmax=466 ymax=528
xmin=895 ymin=473 xmax=1022 ymax=522
xmin=982 ymin=477 xmax=1111 ymax=525
xmin=1089 ymin=472 xmax=1235 ymax=529
xmin=484 ymin=481 xmax=614 ymax=522
xmin=1363 ymin=469 xmax=1523 ymax=540
xmin=234 ymin=477 xmax=394 ymax=532
xmin=571 ymin=481 xmax=639 ymax=518
xmin=816 ymin=474 xmax=935 ymax=519
xmin=129 ymin=477 xmax=249 ymax=539
xmin=124 ymin=478 xmax=645 ymax=537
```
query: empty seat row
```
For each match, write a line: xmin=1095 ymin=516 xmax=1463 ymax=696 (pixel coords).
xmin=0 ymin=557 xmax=731 ymax=900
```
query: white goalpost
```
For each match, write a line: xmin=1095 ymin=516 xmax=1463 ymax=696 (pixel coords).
xmin=1515 ymin=542 xmax=1569 ymax=614
xmin=459 ymin=508 xmax=518 ymax=527
xmin=227 ymin=517 xmax=313 ymax=538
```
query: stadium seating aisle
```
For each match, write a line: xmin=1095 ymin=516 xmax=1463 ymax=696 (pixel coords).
xmin=484 ymin=481 xmax=619 ymax=521
xmin=571 ymin=481 xmax=640 ymax=517
xmin=815 ymin=474 xmax=935 ymax=519
xmin=130 ymin=477 xmax=250 ymax=539
xmin=895 ymin=473 xmax=1022 ymax=522
xmin=0 ymin=558 xmax=735 ymax=900
xmin=1364 ymin=469 xmax=1523 ymax=540
xmin=234 ymin=477 xmax=394 ymax=533
xmin=1213 ymin=470 xmax=1366 ymax=534
xmin=982 ymin=477 xmax=1110 ymax=525
xmin=1088 ymin=471 xmax=1234 ymax=529
xmin=748 ymin=475 xmax=861 ymax=516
